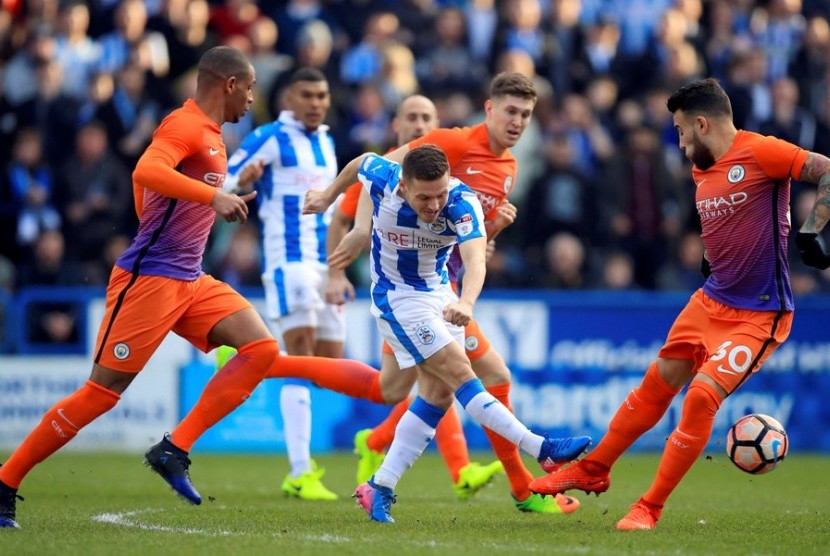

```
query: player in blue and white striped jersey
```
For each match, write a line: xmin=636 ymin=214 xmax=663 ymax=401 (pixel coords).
xmin=222 ymin=67 xmax=341 ymax=502
xmin=304 ymin=145 xmax=591 ymax=522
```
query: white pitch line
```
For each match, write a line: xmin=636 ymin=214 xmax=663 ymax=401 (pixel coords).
xmin=91 ymin=508 xmax=234 ymax=536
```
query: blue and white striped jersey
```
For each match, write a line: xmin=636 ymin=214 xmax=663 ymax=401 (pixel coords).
xmin=226 ymin=111 xmax=338 ymax=270
xmin=359 ymin=154 xmax=486 ymax=293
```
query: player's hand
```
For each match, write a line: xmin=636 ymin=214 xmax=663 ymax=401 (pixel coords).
xmin=328 ymin=228 xmax=369 ymax=269
xmin=325 ymin=272 xmax=356 ymax=305
xmin=303 ymin=189 xmax=333 ymax=214
xmin=491 ymin=201 xmax=518 ymax=234
xmin=485 ymin=239 xmax=497 ymax=262
xmin=238 ymin=160 xmax=264 ymax=190
xmin=443 ymin=300 xmax=473 ymax=327
xmin=796 ymin=232 xmax=830 ymax=269
xmin=212 ymin=190 xmax=256 ymax=223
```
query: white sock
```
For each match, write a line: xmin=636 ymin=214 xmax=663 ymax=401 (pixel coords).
xmin=373 ymin=404 xmax=441 ymax=490
xmin=280 ymin=383 xmax=311 ymax=478
xmin=463 ymin=392 xmax=543 ymax=457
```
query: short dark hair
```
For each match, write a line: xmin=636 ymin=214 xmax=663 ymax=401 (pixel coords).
xmin=401 ymin=144 xmax=449 ymax=181
xmin=289 ymin=67 xmax=327 ymax=86
xmin=197 ymin=46 xmax=250 ymax=85
xmin=666 ymin=78 xmax=733 ymax=119
xmin=490 ymin=72 xmax=537 ymax=102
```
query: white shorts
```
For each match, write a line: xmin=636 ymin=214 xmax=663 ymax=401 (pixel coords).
xmin=371 ymin=285 xmax=464 ymax=369
xmin=262 ymin=262 xmax=346 ymax=341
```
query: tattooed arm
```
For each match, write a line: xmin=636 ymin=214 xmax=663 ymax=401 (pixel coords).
xmin=795 ymin=153 xmax=830 ymax=269
xmin=798 ymin=152 xmax=830 ymax=233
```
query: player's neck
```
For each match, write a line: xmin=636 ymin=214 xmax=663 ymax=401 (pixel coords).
xmin=710 ymin=125 xmax=739 ymax=162
xmin=193 ymin=93 xmax=225 ymax=127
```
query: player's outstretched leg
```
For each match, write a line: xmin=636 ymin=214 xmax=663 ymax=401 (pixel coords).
xmin=145 ymin=434 xmax=202 ymax=505
xmin=353 ymin=477 xmax=397 ymax=523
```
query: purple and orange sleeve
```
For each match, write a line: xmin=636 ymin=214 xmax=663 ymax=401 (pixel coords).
xmin=132 ymin=113 xmax=216 ymax=214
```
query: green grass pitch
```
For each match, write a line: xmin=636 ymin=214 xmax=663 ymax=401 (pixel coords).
xmin=1 ymin=451 xmax=827 ymax=555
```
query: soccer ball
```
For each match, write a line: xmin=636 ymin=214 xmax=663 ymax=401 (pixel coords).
xmin=726 ymin=413 xmax=788 ymax=475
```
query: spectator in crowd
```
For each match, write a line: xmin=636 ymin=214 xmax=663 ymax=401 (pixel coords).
xmin=788 ymin=15 xmax=830 ymax=117
xmin=340 ymin=11 xmax=398 ymax=85
xmin=415 ymin=7 xmax=485 ymax=97
xmin=4 ymin=128 xmax=61 ymax=254
xmin=98 ymin=0 xmax=168 ymax=78
xmin=148 ymin=0 xmax=218 ymax=83
xmin=269 ymin=0 xmax=345 ymax=59
xmin=464 ymin=0 xmax=499 ymax=66
xmin=16 ymin=56 xmax=80 ymax=167
xmin=597 ymin=250 xmax=639 ymax=291
xmin=599 ymin=126 xmax=683 ymax=290
xmin=535 ymin=231 xmax=590 ymax=289
xmin=656 ymin=231 xmax=707 ymax=291
xmin=522 ymin=133 xmax=596 ymax=255
xmin=17 ymin=230 xmax=84 ymax=345
xmin=208 ymin=0 xmax=261 ymax=43
xmin=759 ymin=76 xmax=830 ymax=156
xmin=55 ymin=121 xmax=132 ymax=266
xmin=54 ymin=0 xmax=101 ymax=102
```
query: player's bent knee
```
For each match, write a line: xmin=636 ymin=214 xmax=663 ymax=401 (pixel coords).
xmin=239 ymin=338 xmax=280 ymax=378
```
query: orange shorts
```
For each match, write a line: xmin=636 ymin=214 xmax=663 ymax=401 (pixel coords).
xmin=94 ymin=267 xmax=253 ymax=372
xmin=659 ymin=289 xmax=792 ymax=395
xmin=381 ymin=318 xmax=491 ymax=362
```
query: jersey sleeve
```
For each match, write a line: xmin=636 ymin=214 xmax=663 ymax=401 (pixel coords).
xmin=132 ymin=113 xmax=215 ymax=211
xmin=751 ymin=136 xmax=809 ymax=181
xmin=409 ymin=128 xmax=470 ymax=166
xmin=447 ymin=184 xmax=486 ymax=243
xmin=337 ymin=182 xmax=362 ymax=220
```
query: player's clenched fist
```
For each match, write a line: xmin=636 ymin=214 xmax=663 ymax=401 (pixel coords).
xmin=303 ymin=189 xmax=333 ymax=214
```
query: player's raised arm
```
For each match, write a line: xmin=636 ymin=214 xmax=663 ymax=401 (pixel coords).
xmin=304 ymin=153 xmax=371 ymax=214
xmin=796 ymin=152 xmax=830 ymax=269
xmin=329 ymin=187 xmax=372 ymax=270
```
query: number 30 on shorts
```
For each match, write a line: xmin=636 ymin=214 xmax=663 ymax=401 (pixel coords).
xmin=710 ymin=340 xmax=754 ymax=376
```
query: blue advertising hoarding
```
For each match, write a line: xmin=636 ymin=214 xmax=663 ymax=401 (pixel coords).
xmin=181 ymin=290 xmax=830 ymax=453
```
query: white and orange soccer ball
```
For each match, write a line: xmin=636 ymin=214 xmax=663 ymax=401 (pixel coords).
xmin=726 ymin=413 xmax=788 ymax=475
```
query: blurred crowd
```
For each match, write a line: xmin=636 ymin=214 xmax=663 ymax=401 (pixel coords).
xmin=3 ymin=0 xmax=830 ymax=346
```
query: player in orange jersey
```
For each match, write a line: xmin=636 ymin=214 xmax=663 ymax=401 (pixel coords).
xmin=326 ymin=94 xmax=505 ymax=501
xmin=323 ymin=72 xmax=581 ymax=515
xmin=530 ymin=77 xmax=830 ymax=531
xmin=0 ymin=46 xmax=277 ymax=529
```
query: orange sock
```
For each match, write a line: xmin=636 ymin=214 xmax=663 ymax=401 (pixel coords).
xmin=367 ymin=398 xmax=411 ymax=451
xmin=172 ymin=338 xmax=277 ymax=452
xmin=482 ymin=382 xmax=534 ymax=500
xmin=643 ymin=381 xmax=721 ymax=507
xmin=434 ymin=405 xmax=470 ymax=483
xmin=266 ymin=355 xmax=385 ymax=404
xmin=0 ymin=381 xmax=120 ymax=489
xmin=587 ymin=361 xmax=680 ymax=471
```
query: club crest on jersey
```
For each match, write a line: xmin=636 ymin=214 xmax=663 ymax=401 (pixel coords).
xmin=465 ymin=336 xmax=479 ymax=351
xmin=415 ymin=324 xmax=435 ymax=345
xmin=727 ymin=165 xmax=745 ymax=183
xmin=113 ymin=343 xmax=130 ymax=360
xmin=428 ymin=216 xmax=447 ymax=233
xmin=503 ymin=176 xmax=513 ymax=193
